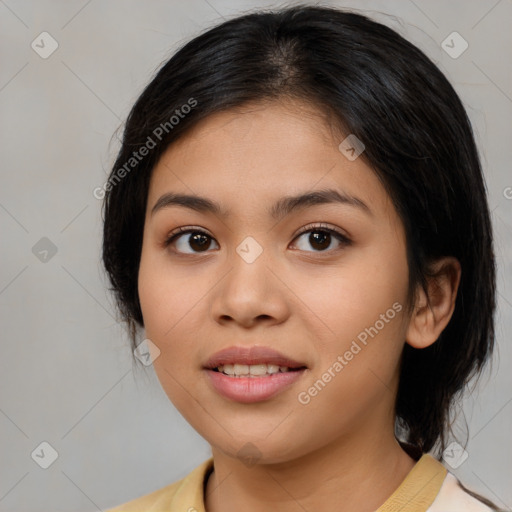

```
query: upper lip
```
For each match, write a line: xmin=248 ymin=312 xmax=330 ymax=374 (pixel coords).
xmin=203 ymin=346 xmax=307 ymax=369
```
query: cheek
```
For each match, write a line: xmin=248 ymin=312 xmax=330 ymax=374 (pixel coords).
xmin=289 ymin=249 xmax=408 ymax=349
xmin=137 ymin=246 xmax=216 ymax=394
xmin=138 ymin=247 xmax=200 ymax=337
xmin=138 ymin=251 xmax=201 ymax=409
xmin=138 ymin=257 xmax=170 ymax=336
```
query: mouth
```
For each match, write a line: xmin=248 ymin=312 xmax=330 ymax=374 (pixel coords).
xmin=203 ymin=346 xmax=308 ymax=403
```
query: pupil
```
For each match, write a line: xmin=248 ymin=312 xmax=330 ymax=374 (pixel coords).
xmin=190 ymin=233 xmax=210 ymax=252
xmin=310 ymin=231 xmax=330 ymax=250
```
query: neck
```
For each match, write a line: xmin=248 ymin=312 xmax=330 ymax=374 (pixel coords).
xmin=204 ymin=427 xmax=416 ymax=512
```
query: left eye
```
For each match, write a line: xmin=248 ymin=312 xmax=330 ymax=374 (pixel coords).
xmin=291 ymin=226 xmax=351 ymax=252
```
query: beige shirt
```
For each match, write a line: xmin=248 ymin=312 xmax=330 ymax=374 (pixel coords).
xmin=106 ymin=454 xmax=494 ymax=512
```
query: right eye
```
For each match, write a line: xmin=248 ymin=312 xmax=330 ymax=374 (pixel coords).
xmin=164 ymin=227 xmax=220 ymax=254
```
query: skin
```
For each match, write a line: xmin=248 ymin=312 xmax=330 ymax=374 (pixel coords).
xmin=137 ymin=98 xmax=461 ymax=512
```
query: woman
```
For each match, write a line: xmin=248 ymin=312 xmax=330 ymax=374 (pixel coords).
xmin=103 ymin=5 xmax=499 ymax=511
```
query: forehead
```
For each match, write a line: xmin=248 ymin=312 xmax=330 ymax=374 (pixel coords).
xmin=147 ymin=100 xmax=394 ymax=221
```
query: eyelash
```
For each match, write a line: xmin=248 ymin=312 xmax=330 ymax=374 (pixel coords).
xmin=163 ymin=223 xmax=351 ymax=255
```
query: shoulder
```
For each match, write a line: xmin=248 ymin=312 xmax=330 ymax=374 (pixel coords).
xmin=105 ymin=479 xmax=183 ymax=512
xmin=105 ymin=457 xmax=213 ymax=512
xmin=428 ymin=472 xmax=497 ymax=512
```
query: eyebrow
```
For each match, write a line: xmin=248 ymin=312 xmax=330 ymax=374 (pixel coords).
xmin=150 ymin=188 xmax=373 ymax=220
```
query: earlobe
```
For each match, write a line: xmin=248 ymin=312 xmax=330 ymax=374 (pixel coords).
xmin=405 ymin=257 xmax=461 ymax=349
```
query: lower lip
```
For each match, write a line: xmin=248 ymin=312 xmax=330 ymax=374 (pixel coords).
xmin=205 ymin=369 xmax=306 ymax=403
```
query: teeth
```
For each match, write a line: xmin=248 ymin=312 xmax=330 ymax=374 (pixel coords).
xmin=217 ymin=363 xmax=291 ymax=376
xmin=221 ymin=364 xmax=235 ymax=375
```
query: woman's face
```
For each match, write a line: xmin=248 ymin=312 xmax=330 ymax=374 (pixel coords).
xmin=138 ymin=99 xmax=413 ymax=463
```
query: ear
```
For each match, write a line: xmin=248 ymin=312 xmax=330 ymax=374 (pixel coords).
xmin=405 ymin=256 xmax=461 ymax=349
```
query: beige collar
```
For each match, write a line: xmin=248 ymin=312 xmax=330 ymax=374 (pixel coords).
xmin=167 ymin=453 xmax=446 ymax=512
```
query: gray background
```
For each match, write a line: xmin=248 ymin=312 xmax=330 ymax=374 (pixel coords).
xmin=0 ymin=1 xmax=511 ymax=511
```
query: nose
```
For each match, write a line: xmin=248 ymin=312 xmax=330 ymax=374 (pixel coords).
xmin=209 ymin=242 xmax=290 ymax=328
